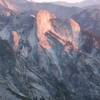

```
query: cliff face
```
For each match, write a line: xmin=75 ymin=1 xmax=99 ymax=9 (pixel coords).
xmin=0 ymin=9 xmax=100 ymax=100
xmin=12 ymin=31 xmax=20 ymax=50
xmin=36 ymin=10 xmax=55 ymax=49
xmin=36 ymin=10 xmax=80 ymax=51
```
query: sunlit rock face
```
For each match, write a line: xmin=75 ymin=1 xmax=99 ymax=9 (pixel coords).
xmin=70 ymin=19 xmax=80 ymax=49
xmin=0 ymin=0 xmax=19 ymax=15
xmin=0 ymin=0 xmax=16 ymax=11
xmin=36 ymin=10 xmax=55 ymax=49
xmin=12 ymin=31 xmax=20 ymax=50
xmin=36 ymin=10 xmax=81 ymax=52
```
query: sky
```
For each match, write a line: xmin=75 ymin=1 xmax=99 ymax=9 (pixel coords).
xmin=27 ymin=0 xmax=85 ymax=3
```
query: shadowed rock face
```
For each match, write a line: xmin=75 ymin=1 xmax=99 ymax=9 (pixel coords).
xmin=73 ymin=7 xmax=100 ymax=36
xmin=0 ymin=8 xmax=100 ymax=100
